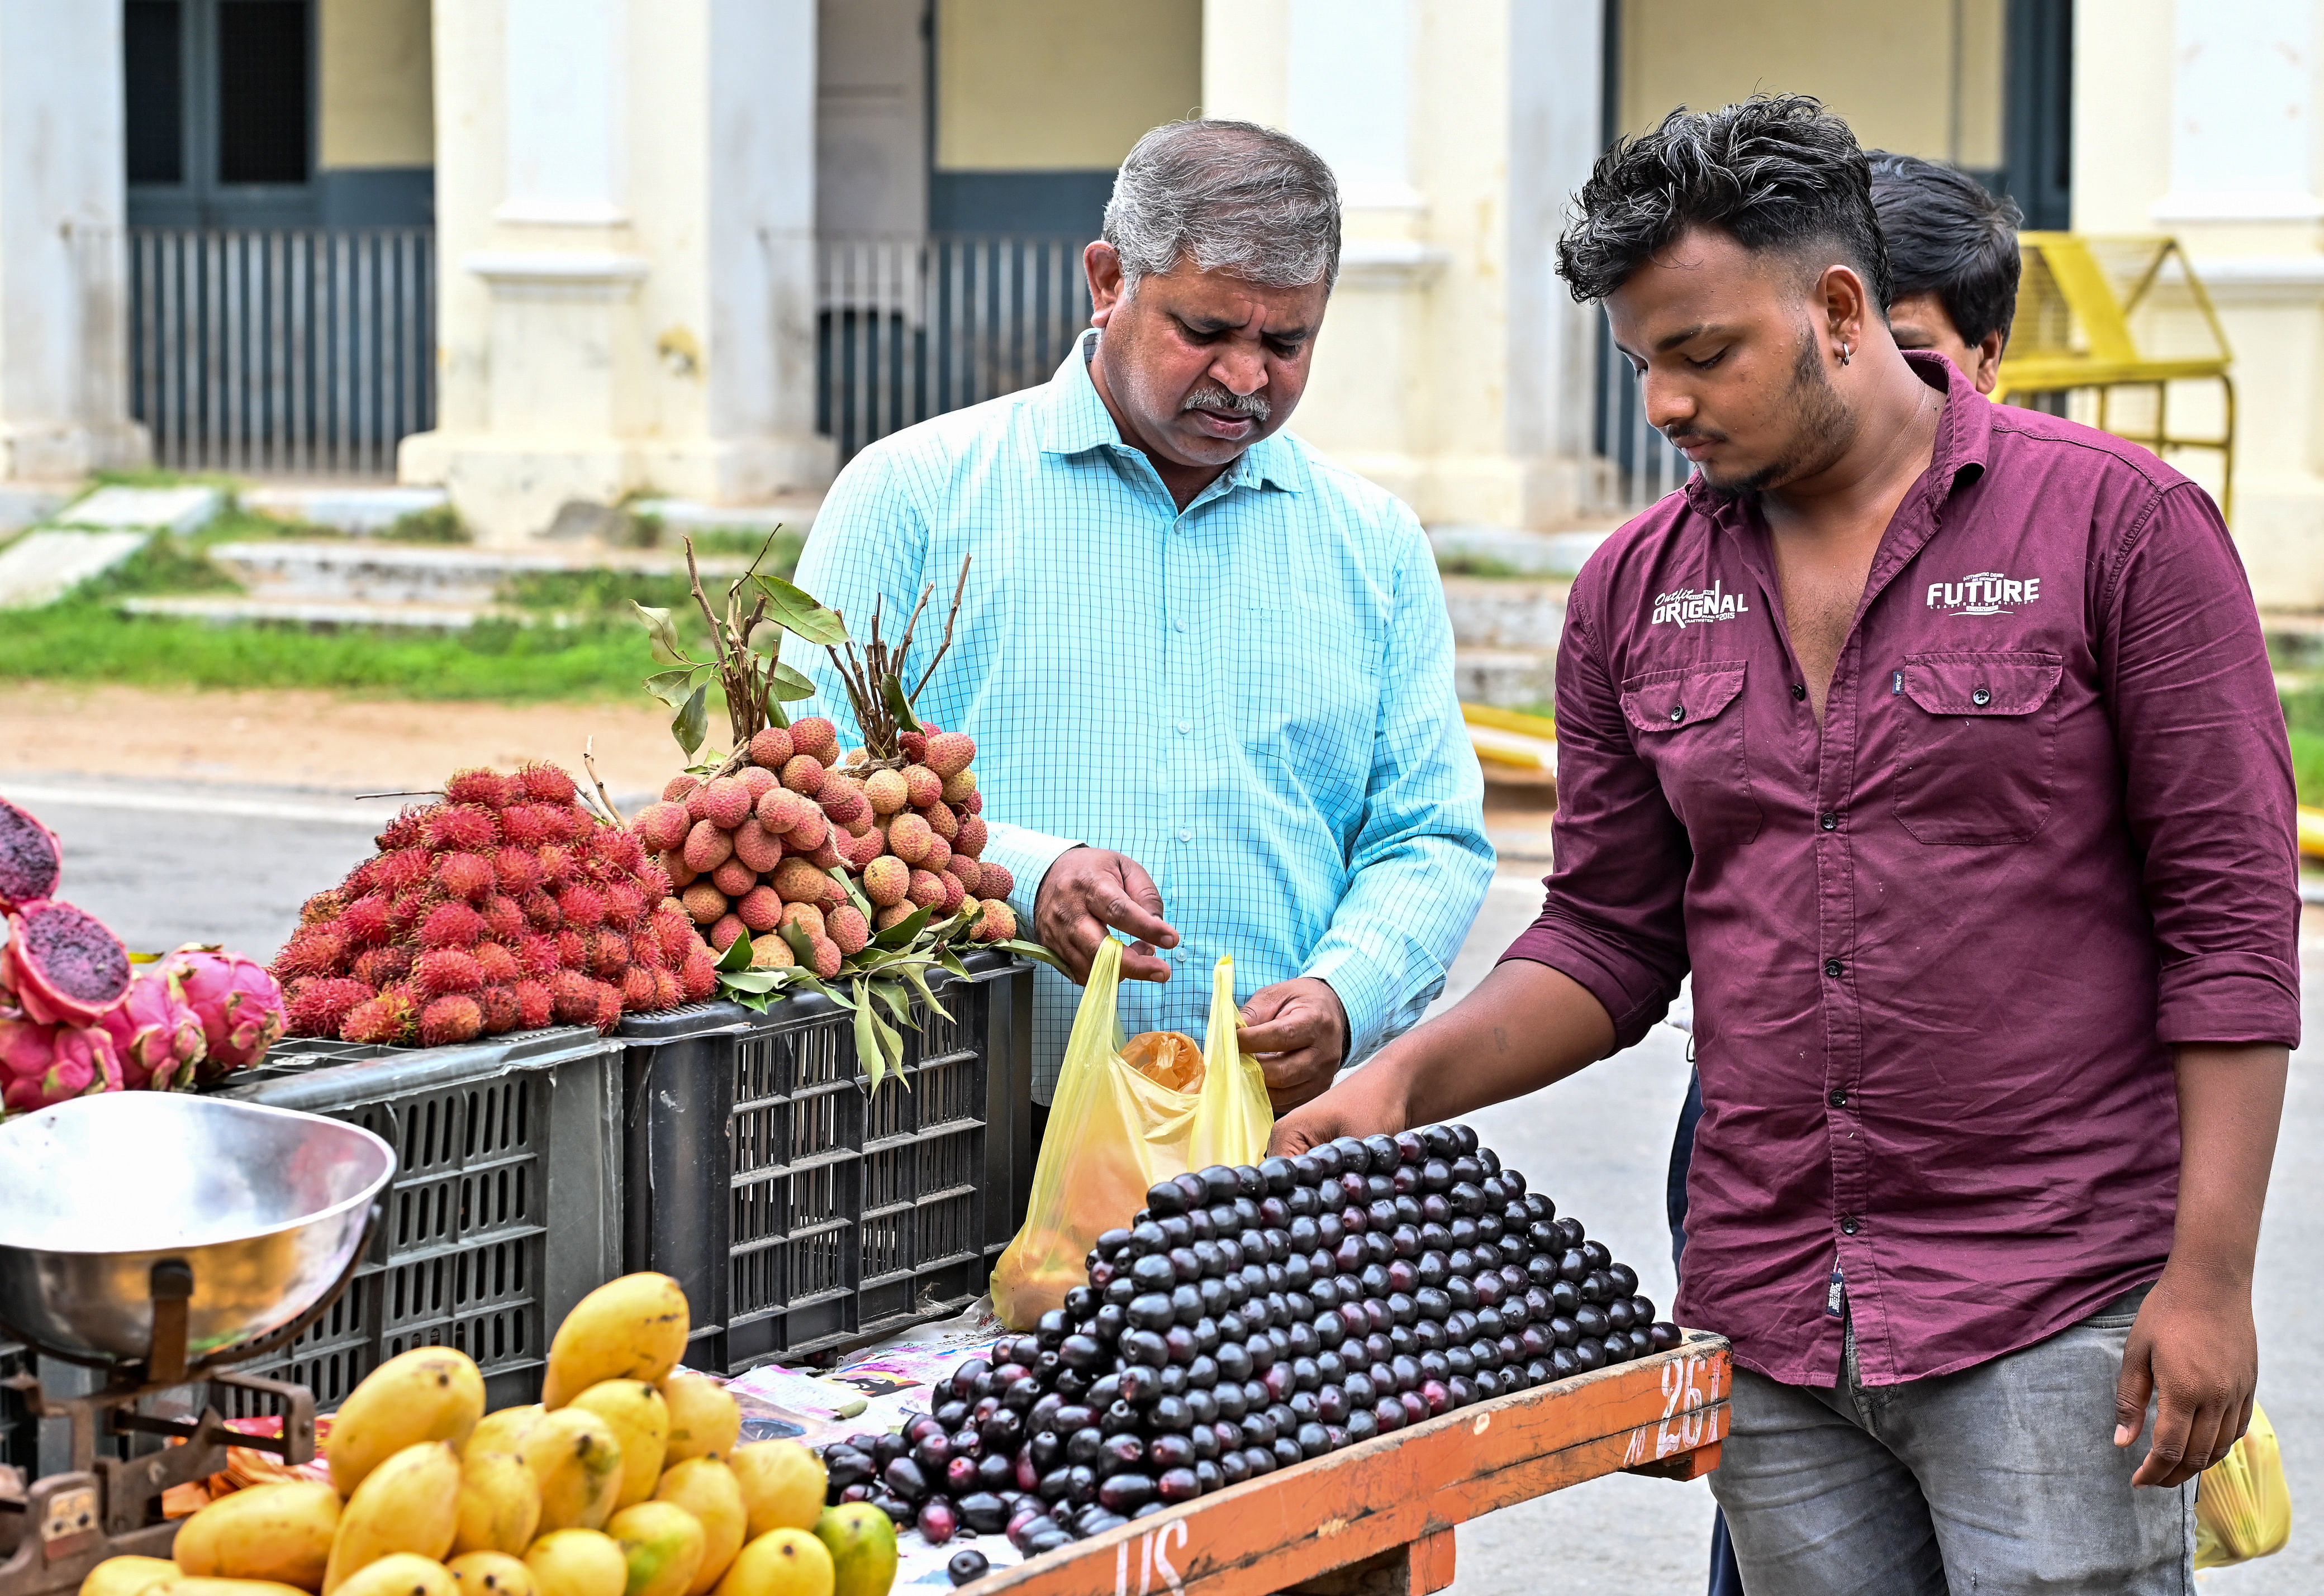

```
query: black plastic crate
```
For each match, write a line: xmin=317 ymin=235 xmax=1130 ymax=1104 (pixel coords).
xmin=0 ymin=1340 xmax=32 ymax=1476
xmin=619 ymin=952 xmax=1032 ymax=1371
xmin=208 ymin=1023 xmax=623 ymax=1412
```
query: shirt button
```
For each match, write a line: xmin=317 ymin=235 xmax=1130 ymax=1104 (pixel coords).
xmin=1840 ymin=1215 xmax=1860 ymax=1236
xmin=1823 ymin=958 xmax=1845 ymax=978
xmin=1790 ymin=683 xmax=1807 ymax=702
xmin=1178 ymin=828 xmax=1192 ymax=842
xmin=1971 ymin=685 xmax=1992 ymax=707
xmin=1828 ymin=1089 xmax=1848 ymax=1108
xmin=1174 ymin=618 xmax=1187 ymax=632
xmin=1669 ymin=704 xmax=1686 ymax=723
xmin=1819 ymin=811 xmax=1839 ymax=831
xmin=1176 ymin=720 xmax=1190 ymax=735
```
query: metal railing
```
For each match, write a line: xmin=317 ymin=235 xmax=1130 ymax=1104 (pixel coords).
xmin=1594 ymin=331 xmax=1693 ymax=516
xmin=127 ymin=226 xmax=435 ymax=476
xmin=818 ymin=234 xmax=1091 ymax=462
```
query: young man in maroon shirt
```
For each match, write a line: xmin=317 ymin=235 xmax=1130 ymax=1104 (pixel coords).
xmin=1274 ymin=96 xmax=2297 ymax=1593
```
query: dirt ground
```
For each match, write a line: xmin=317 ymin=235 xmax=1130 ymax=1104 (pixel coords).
xmin=0 ymin=683 xmax=689 ymax=801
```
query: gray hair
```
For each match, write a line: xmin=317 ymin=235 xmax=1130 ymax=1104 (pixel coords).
xmin=1102 ymin=120 xmax=1342 ymax=293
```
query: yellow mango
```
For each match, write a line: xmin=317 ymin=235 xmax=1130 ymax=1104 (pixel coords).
xmin=444 ymin=1552 xmax=535 ymax=1596
xmin=655 ymin=1375 xmax=736 ymax=1467
xmin=809 ymin=1508 xmax=891 ymax=1596
xmin=521 ymin=1532 xmax=626 ymax=1596
xmin=330 ymin=1350 xmax=488 ymax=1497
xmin=605 ymin=1504 xmax=704 ymax=1596
xmin=153 ymin=1581 xmax=315 ymax=1596
xmin=541 ymin=1276 xmax=690 ymax=1409
xmin=724 ymin=1445 xmax=824 ymax=1540
xmin=322 ymin=1442 xmax=463 ymax=1596
xmin=326 ymin=1557 xmax=454 ymax=1596
xmin=652 ymin=1460 xmax=743 ymax=1596
xmin=711 ymin=1532 xmax=831 ymax=1596
xmin=452 ymin=1452 xmax=543 ymax=1557
xmin=467 ymin=1408 xmax=544 ymax=1463
xmin=79 ymin=1556 xmax=183 ymax=1596
xmin=520 ymin=1408 xmax=625 ymax=1533
xmin=173 ymin=1480 xmax=341 ymax=1589
xmin=568 ymin=1383 xmax=668 ymax=1511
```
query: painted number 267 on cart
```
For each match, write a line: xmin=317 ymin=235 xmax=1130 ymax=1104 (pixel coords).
xmin=1656 ymin=1352 xmax=1721 ymax=1458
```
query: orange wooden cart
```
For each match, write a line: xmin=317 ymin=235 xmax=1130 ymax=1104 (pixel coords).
xmin=970 ymin=1328 xmax=1731 ymax=1596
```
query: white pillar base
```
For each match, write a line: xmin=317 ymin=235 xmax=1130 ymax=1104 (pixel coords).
xmin=0 ymin=420 xmax=149 ymax=482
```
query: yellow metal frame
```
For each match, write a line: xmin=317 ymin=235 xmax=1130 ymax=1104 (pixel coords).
xmin=1993 ymin=233 xmax=2236 ymax=520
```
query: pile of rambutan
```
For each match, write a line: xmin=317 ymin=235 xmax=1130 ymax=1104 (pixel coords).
xmin=273 ymin=762 xmax=707 ymax=1047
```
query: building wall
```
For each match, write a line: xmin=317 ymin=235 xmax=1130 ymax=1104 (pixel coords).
xmin=319 ymin=0 xmax=433 ymax=168
xmin=819 ymin=0 xmax=925 ymax=236
xmin=1618 ymin=0 xmax=2004 ymax=166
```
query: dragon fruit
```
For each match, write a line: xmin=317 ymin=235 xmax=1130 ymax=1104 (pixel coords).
xmin=158 ymin=945 xmax=286 ymax=1080
xmin=0 ymin=798 xmax=59 ymax=912
xmin=0 ymin=1004 xmax=123 ymax=1114
xmin=98 ymin=964 xmax=209 ymax=1090
xmin=0 ymin=899 xmax=131 ymax=1026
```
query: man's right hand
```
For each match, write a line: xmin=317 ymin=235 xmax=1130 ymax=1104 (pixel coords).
xmin=1268 ymin=1051 xmax=1411 ymax=1154
xmin=1034 ymin=846 xmax=1179 ymax=984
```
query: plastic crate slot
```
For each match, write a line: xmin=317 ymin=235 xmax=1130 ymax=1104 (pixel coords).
xmin=785 ymin=1162 xmax=841 ymax=1233
xmin=732 ymin=1172 xmax=786 ymax=1249
xmin=792 ymin=1022 xmax=847 ymax=1089
xmin=915 ymin=1056 xmax=980 ymax=1129
xmin=864 ymin=1076 xmax=913 ymax=1142
xmin=860 ymin=1211 xmax=910 ymax=1281
xmin=734 ymin=1032 xmax=789 ymax=1103
xmin=915 ymin=1193 xmax=976 ymax=1265
xmin=915 ymin=1001 xmax=965 ymax=1061
xmin=916 ymin=1128 xmax=979 ymax=1195
xmin=789 ymin=1228 xmax=850 ymax=1299
xmin=791 ymin=1085 xmax=849 ymax=1163
xmin=863 ymin=1146 xmax=913 ymax=1211
xmin=731 ymin=1240 xmax=788 ymax=1317
xmin=731 ymin=1098 xmax=788 ymax=1176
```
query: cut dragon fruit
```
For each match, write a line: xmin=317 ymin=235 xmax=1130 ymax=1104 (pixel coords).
xmin=0 ymin=1006 xmax=123 ymax=1114
xmin=0 ymin=798 xmax=60 ymax=913
xmin=98 ymin=964 xmax=208 ymax=1090
xmin=158 ymin=946 xmax=287 ymax=1079
xmin=0 ymin=900 xmax=131 ymax=1026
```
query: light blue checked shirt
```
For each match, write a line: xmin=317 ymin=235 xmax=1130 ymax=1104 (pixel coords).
xmin=785 ymin=333 xmax=1493 ymax=1098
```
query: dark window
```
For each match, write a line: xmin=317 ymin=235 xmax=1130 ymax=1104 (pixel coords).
xmin=216 ymin=0 xmax=307 ymax=184
xmin=2003 ymin=0 xmax=2073 ymax=230
xmin=125 ymin=2 xmax=184 ymax=185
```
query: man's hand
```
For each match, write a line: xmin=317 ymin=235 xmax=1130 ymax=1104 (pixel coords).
xmin=1033 ymin=847 xmax=1178 ymax=984
xmin=1268 ymin=1050 xmax=1410 ymax=1154
xmin=1238 ymin=978 xmax=1348 ymax=1110
xmin=2114 ymin=1262 xmax=2258 ymax=1488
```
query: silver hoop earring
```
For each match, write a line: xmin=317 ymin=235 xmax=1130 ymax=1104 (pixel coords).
xmin=1838 ymin=344 xmax=1852 ymax=367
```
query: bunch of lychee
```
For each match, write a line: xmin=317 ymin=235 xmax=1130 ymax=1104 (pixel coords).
xmin=272 ymin=763 xmax=706 ymax=1048
xmin=629 ymin=716 xmax=1018 ymax=982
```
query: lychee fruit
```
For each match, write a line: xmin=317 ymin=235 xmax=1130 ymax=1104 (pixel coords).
xmin=738 ymin=764 xmax=778 ymax=799
xmin=786 ymin=807 xmax=829 ymax=853
xmin=748 ymin=726 xmax=794 ymax=770
xmin=435 ymin=851 xmax=496 ymax=902
xmin=445 ymin=768 xmax=511 ymax=807
xmin=862 ymin=856 xmax=910 ymax=908
xmin=888 ymin=813 xmax=934 ymax=865
xmin=681 ymin=883 xmax=729 ymax=925
xmin=755 ymin=787 xmax=809 ymax=834
xmin=956 ymin=815 xmax=988 ymax=858
xmin=873 ymin=904 xmax=914 ymax=932
xmin=899 ymin=730 xmax=928 ymax=762
xmin=709 ymin=913 xmax=748 ymax=952
xmin=923 ymin=801 xmax=960 ymax=842
xmin=711 ymin=858 xmax=758 ymax=898
xmin=732 ymin=818 xmax=784 ymax=874
xmin=788 ymin=716 xmax=840 ymax=764
xmin=842 ymin=828 xmax=886 ymax=869
xmin=340 ymin=989 xmax=416 ymax=1045
xmin=425 ymin=804 xmax=499 ymax=852
xmin=773 ymin=858 xmax=832 ymax=905
xmin=474 ymin=942 xmax=520 ymax=985
xmin=683 ymin=819 xmax=735 ymax=874
xmin=514 ymin=978 xmax=555 ymax=1030
xmin=907 ymin=869 xmax=947 ymax=910
xmin=660 ymin=850 xmax=697 ymax=889
xmin=781 ymin=755 xmax=826 ymax=799
xmin=934 ymin=870 xmax=966 ymax=915
xmin=749 ymin=935 xmax=795 ymax=970
xmin=942 ymin=767 xmax=977 ymax=806
xmin=820 ymin=784 xmax=868 ymax=828
xmin=902 ymin=765 xmax=942 ymax=808
xmin=420 ymin=901 xmax=486 ymax=950
xmin=952 ymin=856 xmax=983 ymax=895
xmin=863 ymin=769 xmax=909 ymax=816
xmin=923 ymin=835 xmax=953 ymax=874
xmin=679 ymin=946 xmax=718 ymax=1002
xmin=975 ymin=899 xmax=1017 ymax=943
xmin=419 ymin=994 xmax=484 ymax=1047
xmin=663 ymin=773 xmax=702 ymax=803
xmin=828 ymin=904 xmax=870 ymax=956
xmin=804 ymin=835 xmax=845 ymax=870
xmin=700 ymin=776 xmax=754 ymax=830
xmin=806 ymin=936 xmax=843 ymax=979
xmin=924 ymin=732 xmax=976 ymax=779
xmin=738 ymin=885 xmax=783 ymax=932
xmin=780 ymin=902 xmax=826 ymax=941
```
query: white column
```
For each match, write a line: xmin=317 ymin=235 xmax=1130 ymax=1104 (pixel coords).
xmin=0 ymin=0 xmax=148 ymax=480
xmin=402 ymin=0 xmax=831 ymax=544
xmin=2150 ymin=0 xmax=2318 ymax=223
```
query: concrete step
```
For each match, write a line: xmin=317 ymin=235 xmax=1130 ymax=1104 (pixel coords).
xmin=632 ymin=497 xmax=820 ymax=538
xmin=206 ymin=540 xmax=751 ymax=606
xmin=0 ymin=530 xmax=154 ymax=609
xmin=1441 ymin=575 xmax=1568 ymax=650
xmin=1430 ymin=524 xmax=1615 ymax=578
xmin=1455 ymin=646 xmax=1556 ymax=710
xmin=122 ymin=594 xmax=500 ymax=629
xmin=243 ymin=483 xmax=450 ymax=535
xmin=58 ymin=484 xmax=222 ymax=534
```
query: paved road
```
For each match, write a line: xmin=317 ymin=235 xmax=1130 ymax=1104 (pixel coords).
xmin=5 ymin=774 xmax=2316 ymax=1590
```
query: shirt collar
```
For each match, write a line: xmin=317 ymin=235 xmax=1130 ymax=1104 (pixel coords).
xmin=1034 ymin=330 xmax=1309 ymax=495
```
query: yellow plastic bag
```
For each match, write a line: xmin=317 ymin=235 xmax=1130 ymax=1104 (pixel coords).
xmin=989 ymin=937 xmax=1274 ymax=1328
xmin=2195 ymin=1401 xmax=2292 ymax=1568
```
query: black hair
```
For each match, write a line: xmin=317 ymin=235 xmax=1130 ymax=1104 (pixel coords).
xmin=1557 ymin=94 xmax=1890 ymax=311
xmin=1866 ymin=151 xmax=2023 ymax=347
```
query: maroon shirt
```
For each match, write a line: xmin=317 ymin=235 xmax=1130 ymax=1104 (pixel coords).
xmin=1505 ymin=353 xmax=2300 ymax=1387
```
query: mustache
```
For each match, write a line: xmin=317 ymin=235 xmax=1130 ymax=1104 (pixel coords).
xmin=1182 ymin=386 xmax=1271 ymax=422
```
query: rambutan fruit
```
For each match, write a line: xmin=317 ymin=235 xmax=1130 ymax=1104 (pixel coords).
xmin=375 ymin=805 xmax=429 ymax=851
xmin=806 ymin=936 xmax=843 ymax=979
xmin=780 ymin=902 xmax=825 ymax=941
xmin=592 ymin=827 xmax=645 ymax=876
xmin=629 ymin=930 xmax=670 ymax=970
xmin=416 ymin=947 xmax=486 ymax=998
xmin=748 ymin=726 xmax=793 ymax=770
xmin=387 ymin=891 xmax=431 ymax=937
xmin=864 ymin=769 xmax=909 ymax=816
xmin=550 ymin=970 xmax=598 ymax=1025
xmin=493 ymin=846 xmax=544 ymax=895
xmin=590 ymin=980 xmax=624 ymax=1032
xmin=420 ymin=994 xmax=484 ymax=1047
xmin=474 ymin=942 xmax=520 ymax=985
xmin=514 ymin=978 xmax=555 ymax=1030
xmin=709 ymin=913 xmax=748 ymax=952
xmin=699 ymin=777 xmax=754 ymax=830
xmin=980 ymin=862 xmax=1014 ymax=900
xmin=711 ymin=859 xmax=757 ymax=898
xmin=679 ymin=946 xmax=718 ymax=1001
xmin=652 ymin=968 xmax=683 ymax=1008
xmin=556 ymin=883 xmax=606 ymax=930
xmin=553 ymin=803 xmax=597 ymax=843
xmin=653 ymin=908 xmax=698 ymax=962
xmin=434 ymin=851 xmax=496 ymax=903
xmin=681 ymin=883 xmax=728 ymax=925
xmin=738 ymin=764 xmax=777 ymax=799
xmin=755 ymin=788 xmax=810 ymax=834
xmin=555 ymin=929 xmax=588 ymax=968
xmin=353 ymin=945 xmax=412 ymax=989
xmin=521 ymin=888 xmax=560 ymax=930
xmin=341 ymin=895 xmax=394 ymax=950
xmin=924 ymin=731 xmax=976 ymax=779
xmin=537 ymin=843 xmax=576 ymax=884
xmin=514 ymin=761 xmax=578 ymax=805
xmin=419 ymin=900 xmax=484 ymax=950
xmin=736 ymin=885 xmax=782 ymax=932
xmin=301 ymin=888 xmax=348 ymax=926
xmin=636 ymin=801 xmax=691 ymax=854
xmin=663 ymin=773 xmax=701 ymax=803
xmin=341 ymin=988 xmax=416 ymax=1045
xmin=482 ymin=894 xmax=527 ymax=944
xmin=828 ymin=904 xmax=870 ymax=956
xmin=780 ymin=754 xmax=826 ymax=799
xmin=500 ymin=803 xmax=558 ymax=849
xmin=887 ymin=813 xmax=934 ymax=865
xmin=288 ymin=976 xmax=374 ymax=1038
xmin=477 ymin=984 xmax=522 ymax=1035
xmin=820 ymin=785 xmax=868 ymax=829
xmin=603 ymin=880 xmax=645 ymax=930
xmin=343 ymin=856 xmax=381 ymax=896
xmin=731 ymin=819 xmax=783 ymax=874
xmin=516 ymin=932 xmax=561 ymax=977
xmin=923 ymin=834 xmax=953 ymax=874
xmin=923 ymin=801 xmax=959 ymax=842
xmin=788 ymin=716 xmax=840 ymax=764
xmin=956 ymin=814 xmax=988 ymax=858
xmin=636 ymin=860 xmax=673 ymax=901
xmin=425 ymin=804 xmax=500 ymax=852
xmin=274 ymin=925 xmax=349 ymax=983
xmin=682 ymin=820 xmax=735 ymax=875
xmin=376 ymin=846 xmax=434 ymax=896
xmin=863 ymin=856 xmax=909 ymax=908
xmin=588 ymin=930 xmax=628 ymax=978
xmin=621 ymin=966 xmax=658 ymax=1012
xmin=445 ymin=768 xmax=512 ymax=807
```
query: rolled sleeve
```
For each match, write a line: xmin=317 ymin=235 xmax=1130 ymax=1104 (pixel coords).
xmin=2100 ymin=483 xmax=2302 ymax=1048
xmin=1497 ymin=571 xmax=1691 ymax=1050
xmin=979 ymin=820 xmax=1082 ymax=927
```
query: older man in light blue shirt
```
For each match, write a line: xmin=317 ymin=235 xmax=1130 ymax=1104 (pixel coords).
xmin=787 ymin=120 xmax=1491 ymax=1112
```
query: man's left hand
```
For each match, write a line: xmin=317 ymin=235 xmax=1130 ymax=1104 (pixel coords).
xmin=2114 ymin=1261 xmax=2258 ymax=1488
xmin=1238 ymin=978 xmax=1348 ymax=1110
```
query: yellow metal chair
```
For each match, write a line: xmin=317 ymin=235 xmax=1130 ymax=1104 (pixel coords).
xmin=1993 ymin=233 xmax=2235 ymax=518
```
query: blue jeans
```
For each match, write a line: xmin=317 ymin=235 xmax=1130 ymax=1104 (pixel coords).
xmin=1670 ymin=1068 xmax=1745 ymax=1596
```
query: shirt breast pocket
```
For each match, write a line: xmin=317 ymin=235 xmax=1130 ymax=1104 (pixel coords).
xmin=1619 ymin=659 xmax=1762 ymax=847
xmin=1893 ymin=650 xmax=2064 ymax=845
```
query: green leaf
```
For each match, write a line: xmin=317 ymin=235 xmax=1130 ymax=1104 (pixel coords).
xmin=867 ymin=994 xmax=907 ymax=1084
xmin=828 ymin=866 xmax=876 ymax=921
xmin=754 ymin=575 xmax=850 ymax=646
xmin=997 ymin=938 xmax=1070 ymax=975
xmin=869 ymin=977 xmax=914 ymax=1027
xmin=633 ymin=603 xmax=685 ymax=663
xmin=871 ymin=903 xmax=933 ymax=949
xmin=779 ymin=921 xmax=819 ymax=968
xmin=673 ymin=684 xmax=710 ymax=761
xmin=769 ymin=660 xmax=820 ymax=702
xmin=644 ymin=666 xmax=702 ymax=709
xmin=899 ymin=963 xmax=953 ymax=1025
xmin=853 ymin=987 xmax=886 ymax=1094
xmin=716 ymin=926 xmax=755 ymax=971
xmin=718 ymin=969 xmax=785 ymax=993
xmin=933 ymin=945 xmax=972 ymax=980
xmin=883 ymin=673 xmax=923 ymax=733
